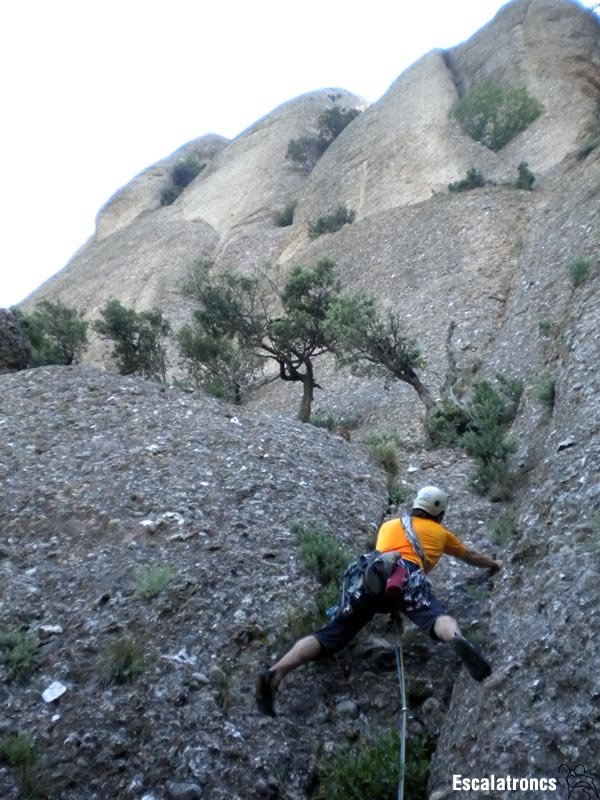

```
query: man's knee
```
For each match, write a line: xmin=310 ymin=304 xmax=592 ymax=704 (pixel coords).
xmin=433 ymin=614 xmax=459 ymax=642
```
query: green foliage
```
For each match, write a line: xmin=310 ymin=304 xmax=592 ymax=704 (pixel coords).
xmin=0 ymin=732 xmax=36 ymax=768
xmin=286 ymin=136 xmax=328 ymax=170
xmin=494 ymin=373 xmax=524 ymax=418
xmin=489 ymin=509 xmax=518 ymax=545
xmin=161 ymin=153 xmax=206 ymax=205
xmin=172 ymin=153 xmax=206 ymax=188
xmin=181 ymin=258 xmax=342 ymax=422
xmin=535 ymin=373 xmax=556 ymax=411
xmin=103 ymin=636 xmax=146 ymax=685
xmin=160 ymin=185 xmax=181 ymax=206
xmin=0 ymin=732 xmax=38 ymax=795
xmin=387 ymin=481 xmax=409 ymax=508
xmin=577 ymin=133 xmax=600 ymax=160
xmin=135 ymin=563 xmax=173 ymax=599
xmin=294 ymin=522 xmax=349 ymax=587
xmin=460 ymin=379 xmax=518 ymax=498
xmin=16 ymin=300 xmax=88 ymax=366
xmin=314 ymin=731 xmax=430 ymax=800
xmin=464 ymin=581 xmax=491 ymax=602
xmin=309 ymin=411 xmax=361 ymax=432
xmin=516 ymin=161 xmax=535 ymax=190
xmin=0 ymin=630 xmax=38 ymax=681
xmin=273 ymin=200 xmax=298 ymax=227
xmin=538 ymin=317 xmax=561 ymax=339
xmin=367 ymin=440 xmax=399 ymax=478
xmin=293 ymin=521 xmax=350 ymax=617
xmin=568 ymin=256 xmax=592 ymax=287
xmin=452 ymin=82 xmax=543 ymax=151
xmin=287 ymin=106 xmax=361 ymax=169
xmin=448 ymin=168 xmax=486 ymax=193
xmin=214 ymin=662 xmax=233 ymax=712
xmin=94 ymin=299 xmax=171 ymax=382
xmin=177 ymin=312 xmax=262 ymax=404
xmin=327 ymin=293 xmax=432 ymax=408
xmin=308 ymin=205 xmax=356 ymax=239
xmin=423 ymin=400 xmax=471 ymax=447
xmin=316 ymin=106 xmax=361 ymax=144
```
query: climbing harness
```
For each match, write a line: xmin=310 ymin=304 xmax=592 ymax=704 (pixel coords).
xmin=392 ymin=612 xmax=408 ymax=800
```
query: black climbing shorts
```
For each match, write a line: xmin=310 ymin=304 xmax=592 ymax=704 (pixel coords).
xmin=312 ymin=591 xmax=448 ymax=657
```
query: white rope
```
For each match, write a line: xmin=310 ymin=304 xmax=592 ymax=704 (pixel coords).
xmin=392 ymin=613 xmax=408 ymax=800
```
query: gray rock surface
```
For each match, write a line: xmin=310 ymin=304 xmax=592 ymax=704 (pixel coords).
xmin=7 ymin=0 xmax=600 ymax=797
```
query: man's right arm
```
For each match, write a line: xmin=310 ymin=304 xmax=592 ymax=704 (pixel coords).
xmin=459 ymin=548 xmax=501 ymax=572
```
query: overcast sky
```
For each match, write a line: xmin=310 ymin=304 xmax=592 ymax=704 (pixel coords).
xmin=1 ymin=0 xmax=597 ymax=308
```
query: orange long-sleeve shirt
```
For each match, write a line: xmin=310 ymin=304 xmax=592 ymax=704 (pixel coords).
xmin=375 ymin=516 xmax=467 ymax=572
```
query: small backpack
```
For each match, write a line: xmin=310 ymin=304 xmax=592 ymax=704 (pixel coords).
xmin=329 ymin=550 xmax=407 ymax=617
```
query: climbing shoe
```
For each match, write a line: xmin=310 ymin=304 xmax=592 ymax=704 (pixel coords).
xmin=452 ymin=635 xmax=492 ymax=682
xmin=255 ymin=667 xmax=277 ymax=716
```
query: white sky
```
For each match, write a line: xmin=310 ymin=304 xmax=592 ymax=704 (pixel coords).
xmin=1 ymin=0 xmax=597 ymax=308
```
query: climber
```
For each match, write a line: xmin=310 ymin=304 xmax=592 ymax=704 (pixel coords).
xmin=256 ymin=486 xmax=501 ymax=717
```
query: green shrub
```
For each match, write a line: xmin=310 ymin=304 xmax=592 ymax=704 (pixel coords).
xmin=367 ymin=441 xmax=399 ymax=478
xmin=287 ymin=106 xmax=361 ymax=170
xmin=16 ymin=300 xmax=88 ymax=367
xmin=94 ymin=299 xmax=171 ymax=382
xmin=214 ymin=661 xmax=233 ymax=712
xmin=293 ymin=522 xmax=350 ymax=618
xmin=0 ymin=631 xmax=38 ymax=681
xmin=309 ymin=205 xmax=355 ymax=239
xmin=388 ymin=481 xmax=409 ymax=507
xmin=489 ymin=510 xmax=518 ymax=545
xmin=423 ymin=400 xmax=471 ymax=447
xmin=460 ymin=379 xmax=518 ymax=498
xmin=494 ymin=373 xmax=524 ymax=419
xmin=0 ymin=732 xmax=37 ymax=794
xmin=286 ymin=135 xmax=328 ymax=170
xmin=452 ymin=82 xmax=543 ymax=151
xmin=0 ymin=732 xmax=36 ymax=769
xmin=568 ymin=256 xmax=592 ymax=287
xmin=516 ymin=161 xmax=535 ymax=190
xmin=160 ymin=185 xmax=181 ymax=206
xmin=310 ymin=411 xmax=360 ymax=431
xmin=538 ymin=318 xmax=560 ymax=338
xmin=135 ymin=564 xmax=173 ymax=599
xmin=172 ymin=153 xmax=205 ymax=188
xmin=535 ymin=373 xmax=556 ymax=411
xmin=160 ymin=153 xmax=206 ymax=205
xmin=314 ymin=731 xmax=430 ymax=800
xmin=103 ymin=636 xmax=146 ymax=685
xmin=294 ymin=523 xmax=349 ymax=587
xmin=577 ymin=133 xmax=600 ymax=160
xmin=448 ymin=168 xmax=486 ymax=193
xmin=273 ymin=200 xmax=298 ymax=227
xmin=464 ymin=582 xmax=491 ymax=602
xmin=317 ymin=106 xmax=361 ymax=144
xmin=310 ymin=413 xmax=338 ymax=431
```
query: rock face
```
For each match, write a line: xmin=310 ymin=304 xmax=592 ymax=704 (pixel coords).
xmin=8 ymin=0 xmax=600 ymax=797
xmin=0 ymin=309 xmax=30 ymax=372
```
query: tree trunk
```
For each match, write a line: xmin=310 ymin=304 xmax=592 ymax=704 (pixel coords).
xmin=297 ymin=361 xmax=315 ymax=423
xmin=406 ymin=372 xmax=436 ymax=411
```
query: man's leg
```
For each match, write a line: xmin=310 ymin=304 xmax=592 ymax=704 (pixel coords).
xmin=256 ymin=602 xmax=375 ymax=716
xmin=434 ymin=613 xmax=491 ymax=681
xmin=269 ymin=635 xmax=322 ymax=685
xmin=433 ymin=614 xmax=460 ymax=641
xmin=255 ymin=636 xmax=322 ymax=717
xmin=406 ymin=603 xmax=492 ymax=682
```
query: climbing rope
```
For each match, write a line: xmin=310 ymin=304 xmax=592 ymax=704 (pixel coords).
xmin=392 ymin=613 xmax=408 ymax=800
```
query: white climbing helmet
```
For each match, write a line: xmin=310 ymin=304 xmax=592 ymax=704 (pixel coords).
xmin=413 ymin=486 xmax=449 ymax=516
